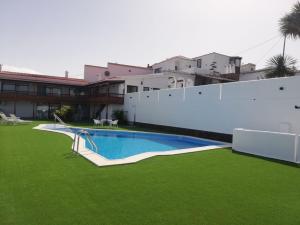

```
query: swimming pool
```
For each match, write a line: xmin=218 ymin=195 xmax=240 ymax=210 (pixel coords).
xmin=82 ymin=130 xmax=222 ymax=160
xmin=35 ymin=124 xmax=230 ymax=166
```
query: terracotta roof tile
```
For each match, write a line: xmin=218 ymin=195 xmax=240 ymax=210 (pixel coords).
xmin=0 ymin=71 xmax=88 ymax=86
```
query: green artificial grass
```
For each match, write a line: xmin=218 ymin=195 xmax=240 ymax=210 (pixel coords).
xmin=0 ymin=122 xmax=300 ymax=225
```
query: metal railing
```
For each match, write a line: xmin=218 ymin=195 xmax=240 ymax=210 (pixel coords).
xmin=0 ymin=89 xmax=124 ymax=98
xmin=73 ymin=129 xmax=98 ymax=154
xmin=53 ymin=113 xmax=67 ymax=126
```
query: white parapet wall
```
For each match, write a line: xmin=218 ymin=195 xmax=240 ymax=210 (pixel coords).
xmin=232 ymin=128 xmax=300 ymax=163
xmin=124 ymin=76 xmax=300 ymax=135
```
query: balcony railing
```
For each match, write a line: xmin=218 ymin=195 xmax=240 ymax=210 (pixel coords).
xmin=0 ymin=90 xmax=124 ymax=104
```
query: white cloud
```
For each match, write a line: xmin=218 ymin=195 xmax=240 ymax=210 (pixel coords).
xmin=2 ymin=64 xmax=45 ymax=75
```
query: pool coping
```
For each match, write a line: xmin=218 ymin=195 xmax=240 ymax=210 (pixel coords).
xmin=34 ymin=124 xmax=232 ymax=167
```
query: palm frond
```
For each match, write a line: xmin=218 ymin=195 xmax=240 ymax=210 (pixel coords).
xmin=292 ymin=1 xmax=300 ymax=12
xmin=265 ymin=55 xmax=297 ymax=78
xmin=279 ymin=1 xmax=300 ymax=38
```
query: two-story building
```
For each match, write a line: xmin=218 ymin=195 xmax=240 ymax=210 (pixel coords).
xmin=152 ymin=52 xmax=242 ymax=75
xmin=151 ymin=52 xmax=241 ymax=85
xmin=0 ymin=70 xmax=124 ymax=120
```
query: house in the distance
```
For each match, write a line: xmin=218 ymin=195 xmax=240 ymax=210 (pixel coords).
xmin=239 ymin=63 xmax=300 ymax=81
xmin=151 ymin=52 xmax=242 ymax=85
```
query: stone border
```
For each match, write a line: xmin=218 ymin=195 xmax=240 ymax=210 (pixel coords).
xmin=34 ymin=124 xmax=231 ymax=167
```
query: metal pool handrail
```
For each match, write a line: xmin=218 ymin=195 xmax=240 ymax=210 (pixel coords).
xmin=53 ymin=113 xmax=67 ymax=126
xmin=73 ymin=129 xmax=99 ymax=154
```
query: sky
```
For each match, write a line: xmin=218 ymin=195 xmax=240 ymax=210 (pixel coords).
xmin=0 ymin=0 xmax=299 ymax=78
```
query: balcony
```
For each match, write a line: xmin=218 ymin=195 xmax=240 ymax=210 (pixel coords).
xmin=0 ymin=90 xmax=124 ymax=104
xmin=88 ymin=93 xmax=124 ymax=104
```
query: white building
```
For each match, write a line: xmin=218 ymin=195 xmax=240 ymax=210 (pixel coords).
xmin=239 ymin=63 xmax=300 ymax=81
xmin=152 ymin=56 xmax=196 ymax=73
xmin=152 ymin=52 xmax=242 ymax=76
xmin=240 ymin=63 xmax=256 ymax=73
xmin=122 ymin=72 xmax=196 ymax=93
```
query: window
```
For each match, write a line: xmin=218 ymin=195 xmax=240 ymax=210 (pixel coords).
xmin=175 ymin=66 xmax=178 ymax=71
xmin=46 ymin=87 xmax=52 ymax=95
xmin=229 ymin=57 xmax=241 ymax=67
xmin=16 ymin=84 xmax=28 ymax=93
xmin=46 ymin=87 xmax=61 ymax=96
xmin=3 ymin=82 xmax=15 ymax=92
xmin=36 ymin=104 xmax=49 ymax=119
xmin=67 ymin=88 xmax=74 ymax=96
xmin=143 ymin=87 xmax=150 ymax=92
xmin=197 ymin=59 xmax=202 ymax=68
xmin=154 ymin=68 xmax=162 ymax=73
xmin=61 ymin=88 xmax=69 ymax=96
xmin=52 ymin=88 xmax=61 ymax=96
xmin=152 ymin=88 xmax=160 ymax=90
xmin=127 ymin=85 xmax=138 ymax=93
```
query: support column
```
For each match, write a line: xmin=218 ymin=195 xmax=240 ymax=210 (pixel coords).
xmin=13 ymin=101 xmax=16 ymax=115
xmin=106 ymin=104 xmax=108 ymax=120
xmin=48 ymin=103 xmax=50 ymax=119
xmin=106 ymin=82 xmax=110 ymax=120
xmin=32 ymin=102 xmax=35 ymax=119
xmin=93 ymin=104 xmax=95 ymax=118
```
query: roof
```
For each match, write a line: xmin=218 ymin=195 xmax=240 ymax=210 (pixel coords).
xmin=152 ymin=55 xmax=193 ymax=66
xmin=0 ymin=71 xmax=88 ymax=86
xmin=239 ymin=68 xmax=271 ymax=75
xmin=193 ymin=52 xmax=242 ymax=59
xmin=241 ymin=63 xmax=256 ymax=67
xmin=84 ymin=64 xmax=108 ymax=69
xmin=107 ymin=62 xmax=151 ymax=70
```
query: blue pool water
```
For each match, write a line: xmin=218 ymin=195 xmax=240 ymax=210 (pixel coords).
xmin=55 ymin=127 xmax=222 ymax=160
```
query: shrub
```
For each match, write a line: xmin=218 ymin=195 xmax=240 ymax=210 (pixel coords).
xmin=55 ymin=105 xmax=74 ymax=122
xmin=112 ymin=110 xmax=126 ymax=124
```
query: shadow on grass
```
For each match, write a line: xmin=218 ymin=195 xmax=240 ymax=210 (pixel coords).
xmin=63 ymin=152 xmax=79 ymax=159
xmin=0 ymin=123 xmax=32 ymax=127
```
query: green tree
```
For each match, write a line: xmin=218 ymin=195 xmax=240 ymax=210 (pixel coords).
xmin=112 ymin=110 xmax=126 ymax=124
xmin=279 ymin=2 xmax=300 ymax=57
xmin=280 ymin=2 xmax=300 ymax=39
xmin=265 ymin=55 xmax=297 ymax=78
xmin=55 ymin=105 xmax=74 ymax=122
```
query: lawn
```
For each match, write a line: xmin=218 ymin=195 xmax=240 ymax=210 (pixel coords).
xmin=0 ymin=122 xmax=300 ymax=225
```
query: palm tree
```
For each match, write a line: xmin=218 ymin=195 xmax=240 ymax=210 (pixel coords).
xmin=265 ymin=55 xmax=297 ymax=78
xmin=279 ymin=2 xmax=300 ymax=57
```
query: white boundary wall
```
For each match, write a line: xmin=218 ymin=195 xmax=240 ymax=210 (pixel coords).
xmin=232 ymin=128 xmax=300 ymax=163
xmin=124 ymin=76 xmax=300 ymax=135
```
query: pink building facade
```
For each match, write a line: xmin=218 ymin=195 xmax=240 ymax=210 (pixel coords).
xmin=84 ymin=65 xmax=108 ymax=83
xmin=84 ymin=63 xmax=152 ymax=83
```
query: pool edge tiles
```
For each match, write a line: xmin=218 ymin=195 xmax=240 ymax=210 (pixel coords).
xmin=34 ymin=124 xmax=232 ymax=167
